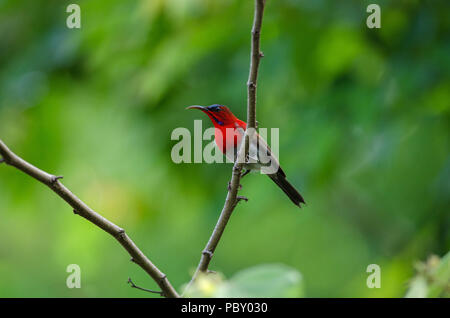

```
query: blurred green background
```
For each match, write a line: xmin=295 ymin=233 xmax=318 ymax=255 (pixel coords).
xmin=0 ymin=0 xmax=449 ymax=297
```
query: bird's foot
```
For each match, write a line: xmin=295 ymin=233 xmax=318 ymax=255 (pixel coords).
xmin=240 ymin=169 xmax=251 ymax=179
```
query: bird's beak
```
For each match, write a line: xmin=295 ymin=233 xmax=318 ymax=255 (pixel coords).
xmin=186 ymin=105 xmax=207 ymax=111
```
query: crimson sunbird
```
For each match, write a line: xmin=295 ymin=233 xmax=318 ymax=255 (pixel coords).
xmin=187 ymin=104 xmax=305 ymax=207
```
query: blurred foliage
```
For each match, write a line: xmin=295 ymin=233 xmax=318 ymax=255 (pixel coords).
xmin=0 ymin=0 xmax=449 ymax=297
xmin=405 ymin=252 xmax=450 ymax=298
xmin=184 ymin=264 xmax=304 ymax=297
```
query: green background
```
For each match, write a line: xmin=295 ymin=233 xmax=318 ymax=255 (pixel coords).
xmin=0 ymin=0 xmax=448 ymax=297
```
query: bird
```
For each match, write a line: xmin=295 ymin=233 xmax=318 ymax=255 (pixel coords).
xmin=187 ymin=104 xmax=305 ymax=207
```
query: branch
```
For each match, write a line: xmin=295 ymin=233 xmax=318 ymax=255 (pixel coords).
xmin=128 ymin=277 xmax=163 ymax=295
xmin=0 ymin=139 xmax=179 ymax=298
xmin=247 ymin=0 xmax=265 ymax=130
xmin=185 ymin=0 xmax=266 ymax=294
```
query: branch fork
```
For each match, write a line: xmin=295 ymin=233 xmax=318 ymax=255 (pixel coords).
xmin=0 ymin=0 xmax=267 ymax=299
xmin=0 ymin=139 xmax=180 ymax=298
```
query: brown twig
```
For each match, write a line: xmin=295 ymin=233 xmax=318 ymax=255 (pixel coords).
xmin=247 ymin=0 xmax=265 ymax=130
xmin=127 ymin=277 xmax=163 ymax=296
xmin=184 ymin=0 xmax=266 ymax=295
xmin=0 ymin=139 xmax=179 ymax=298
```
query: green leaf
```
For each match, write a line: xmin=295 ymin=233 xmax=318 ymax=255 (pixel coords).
xmin=405 ymin=252 xmax=450 ymax=298
xmin=405 ymin=276 xmax=428 ymax=298
xmin=216 ymin=263 xmax=304 ymax=298
xmin=426 ymin=252 xmax=450 ymax=298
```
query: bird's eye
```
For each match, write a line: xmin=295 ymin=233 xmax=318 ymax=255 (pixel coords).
xmin=209 ymin=105 xmax=222 ymax=112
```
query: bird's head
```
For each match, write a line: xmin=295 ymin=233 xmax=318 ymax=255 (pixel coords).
xmin=186 ymin=104 xmax=238 ymax=127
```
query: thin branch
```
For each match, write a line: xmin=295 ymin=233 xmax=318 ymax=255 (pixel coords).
xmin=128 ymin=277 xmax=163 ymax=295
xmin=0 ymin=139 xmax=179 ymax=298
xmin=247 ymin=0 xmax=265 ymax=130
xmin=185 ymin=0 xmax=266 ymax=294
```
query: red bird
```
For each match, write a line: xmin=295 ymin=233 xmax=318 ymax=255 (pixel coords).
xmin=187 ymin=104 xmax=305 ymax=207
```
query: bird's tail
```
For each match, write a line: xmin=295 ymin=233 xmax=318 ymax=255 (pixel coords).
xmin=269 ymin=172 xmax=305 ymax=207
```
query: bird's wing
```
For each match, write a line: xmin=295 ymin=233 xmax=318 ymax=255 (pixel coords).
xmin=227 ymin=125 xmax=283 ymax=176
xmin=246 ymin=131 xmax=283 ymax=176
xmin=258 ymin=132 xmax=283 ymax=176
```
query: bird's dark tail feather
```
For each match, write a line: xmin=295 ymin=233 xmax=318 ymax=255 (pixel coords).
xmin=269 ymin=173 xmax=305 ymax=207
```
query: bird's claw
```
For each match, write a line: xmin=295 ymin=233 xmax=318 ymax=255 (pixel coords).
xmin=241 ymin=169 xmax=251 ymax=178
